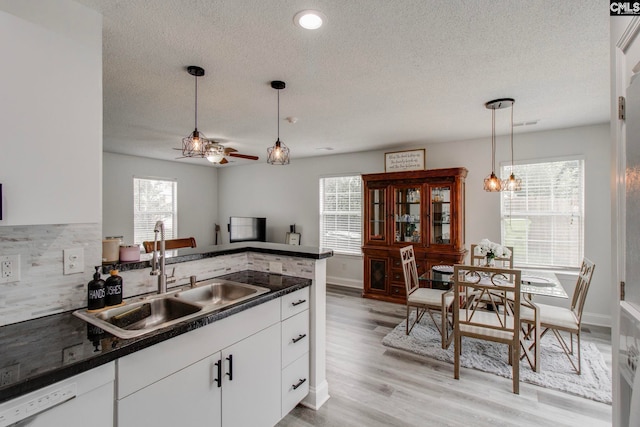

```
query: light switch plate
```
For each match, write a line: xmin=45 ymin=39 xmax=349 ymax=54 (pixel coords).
xmin=63 ymin=248 xmax=84 ymax=275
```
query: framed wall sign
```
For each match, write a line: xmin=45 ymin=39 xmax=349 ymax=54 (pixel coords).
xmin=384 ymin=149 xmax=426 ymax=172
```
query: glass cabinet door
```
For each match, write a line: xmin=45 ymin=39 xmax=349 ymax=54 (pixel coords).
xmin=394 ymin=186 xmax=421 ymax=243
xmin=430 ymin=184 xmax=452 ymax=245
xmin=367 ymin=188 xmax=386 ymax=242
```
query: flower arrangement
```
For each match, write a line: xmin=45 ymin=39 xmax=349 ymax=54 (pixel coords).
xmin=474 ymin=238 xmax=511 ymax=265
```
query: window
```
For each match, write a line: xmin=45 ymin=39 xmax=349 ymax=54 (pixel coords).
xmin=319 ymin=175 xmax=362 ymax=255
xmin=501 ymin=158 xmax=584 ymax=269
xmin=133 ymin=177 xmax=177 ymax=245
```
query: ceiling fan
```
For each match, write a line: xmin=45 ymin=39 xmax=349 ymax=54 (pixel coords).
xmin=203 ymin=141 xmax=259 ymax=165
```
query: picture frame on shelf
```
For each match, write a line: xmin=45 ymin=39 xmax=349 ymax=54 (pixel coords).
xmin=285 ymin=232 xmax=301 ymax=245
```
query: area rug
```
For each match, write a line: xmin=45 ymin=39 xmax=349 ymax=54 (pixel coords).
xmin=382 ymin=314 xmax=612 ymax=404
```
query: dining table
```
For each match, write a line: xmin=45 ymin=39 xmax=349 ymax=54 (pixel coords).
xmin=421 ymin=265 xmax=568 ymax=299
xmin=420 ymin=265 xmax=568 ymax=372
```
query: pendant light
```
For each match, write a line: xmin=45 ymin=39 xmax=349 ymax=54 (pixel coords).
xmin=483 ymin=98 xmax=514 ymax=192
xmin=178 ymin=66 xmax=208 ymax=158
xmin=267 ymin=80 xmax=290 ymax=165
xmin=502 ymin=99 xmax=522 ymax=191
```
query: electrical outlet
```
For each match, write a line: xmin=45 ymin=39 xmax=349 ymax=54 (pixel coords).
xmin=0 ymin=255 xmax=20 ymax=284
xmin=63 ymin=248 xmax=84 ymax=275
xmin=0 ymin=364 xmax=20 ymax=386
xmin=62 ymin=344 xmax=84 ymax=364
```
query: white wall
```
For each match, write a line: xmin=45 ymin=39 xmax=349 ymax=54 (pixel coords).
xmin=103 ymin=152 xmax=219 ymax=247
xmin=218 ymin=123 xmax=612 ymax=325
xmin=0 ymin=2 xmax=102 ymax=225
xmin=0 ymin=0 xmax=103 ymax=326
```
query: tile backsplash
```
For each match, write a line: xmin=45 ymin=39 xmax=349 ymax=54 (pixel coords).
xmin=0 ymin=223 xmax=101 ymax=326
xmin=0 ymin=224 xmax=319 ymax=327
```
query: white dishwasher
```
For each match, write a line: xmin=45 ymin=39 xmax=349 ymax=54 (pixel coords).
xmin=0 ymin=362 xmax=114 ymax=427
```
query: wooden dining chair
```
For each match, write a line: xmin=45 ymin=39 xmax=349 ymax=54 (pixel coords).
xmin=453 ymin=264 xmax=522 ymax=394
xmin=142 ymin=237 xmax=197 ymax=253
xmin=400 ymin=245 xmax=454 ymax=349
xmin=520 ymin=258 xmax=595 ymax=374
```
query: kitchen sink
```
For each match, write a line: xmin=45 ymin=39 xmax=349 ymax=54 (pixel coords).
xmin=74 ymin=296 xmax=203 ymax=339
xmin=74 ymin=279 xmax=270 ymax=339
xmin=174 ymin=279 xmax=270 ymax=307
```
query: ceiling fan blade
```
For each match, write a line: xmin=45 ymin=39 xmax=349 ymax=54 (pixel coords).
xmin=224 ymin=147 xmax=237 ymax=154
xmin=219 ymin=157 xmax=229 ymax=164
xmin=228 ymin=152 xmax=259 ymax=161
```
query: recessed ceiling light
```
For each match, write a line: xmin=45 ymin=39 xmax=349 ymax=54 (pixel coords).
xmin=294 ymin=10 xmax=325 ymax=30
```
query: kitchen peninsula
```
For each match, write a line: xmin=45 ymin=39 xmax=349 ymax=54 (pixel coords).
xmin=0 ymin=242 xmax=332 ymax=426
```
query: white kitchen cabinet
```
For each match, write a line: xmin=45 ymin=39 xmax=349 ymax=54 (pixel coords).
xmin=221 ymin=323 xmax=281 ymax=427
xmin=117 ymin=298 xmax=282 ymax=427
xmin=117 ymin=355 xmax=221 ymax=427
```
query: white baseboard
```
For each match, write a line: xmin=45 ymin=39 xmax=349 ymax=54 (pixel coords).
xmin=326 ymin=276 xmax=362 ymax=289
xmin=300 ymin=381 xmax=330 ymax=410
xmin=582 ymin=312 xmax=612 ymax=328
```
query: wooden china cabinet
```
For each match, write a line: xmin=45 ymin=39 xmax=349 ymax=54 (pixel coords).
xmin=362 ymin=168 xmax=468 ymax=303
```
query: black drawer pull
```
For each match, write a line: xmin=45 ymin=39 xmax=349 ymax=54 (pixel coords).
xmin=292 ymin=333 xmax=307 ymax=343
xmin=292 ymin=299 xmax=307 ymax=306
xmin=292 ymin=378 xmax=307 ymax=390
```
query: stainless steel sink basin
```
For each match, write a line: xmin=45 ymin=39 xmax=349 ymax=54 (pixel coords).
xmin=174 ymin=279 xmax=270 ymax=307
xmin=74 ymin=296 xmax=203 ymax=339
xmin=74 ymin=279 xmax=270 ymax=339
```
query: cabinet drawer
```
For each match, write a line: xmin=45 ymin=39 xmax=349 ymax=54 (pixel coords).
xmin=282 ymin=310 xmax=309 ymax=368
xmin=390 ymin=285 xmax=406 ymax=297
xmin=281 ymin=353 xmax=309 ymax=417
xmin=281 ymin=287 xmax=309 ymax=320
xmin=390 ymin=267 xmax=404 ymax=283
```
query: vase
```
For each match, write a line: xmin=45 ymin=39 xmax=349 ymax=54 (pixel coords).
xmin=485 ymin=255 xmax=496 ymax=267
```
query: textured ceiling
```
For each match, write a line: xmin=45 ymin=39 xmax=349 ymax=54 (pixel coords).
xmin=73 ymin=0 xmax=609 ymax=166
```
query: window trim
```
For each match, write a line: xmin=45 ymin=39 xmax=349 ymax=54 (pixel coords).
xmin=499 ymin=155 xmax=585 ymax=270
xmin=319 ymin=173 xmax=363 ymax=256
xmin=133 ymin=175 xmax=178 ymax=246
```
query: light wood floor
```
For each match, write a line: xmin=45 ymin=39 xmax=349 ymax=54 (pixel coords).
xmin=277 ymin=285 xmax=612 ymax=427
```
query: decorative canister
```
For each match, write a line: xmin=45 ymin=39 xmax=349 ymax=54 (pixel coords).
xmin=119 ymin=245 xmax=141 ymax=262
xmin=102 ymin=239 xmax=120 ymax=263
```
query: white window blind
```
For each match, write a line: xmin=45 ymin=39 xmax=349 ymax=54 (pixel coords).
xmin=500 ymin=159 xmax=584 ymax=269
xmin=133 ymin=177 xmax=178 ymax=245
xmin=319 ymin=175 xmax=362 ymax=255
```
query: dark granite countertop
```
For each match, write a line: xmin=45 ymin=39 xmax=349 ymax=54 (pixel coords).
xmin=0 ymin=270 xmax=311 ymax=404
xmin=102 ymin=242 xmax=334 ymax=273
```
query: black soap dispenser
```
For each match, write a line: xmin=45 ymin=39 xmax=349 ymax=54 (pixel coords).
xmin=87 ymin=266 xmax=106 ymax=311
xmin=105 ymin=269 xmax=123 ymax=307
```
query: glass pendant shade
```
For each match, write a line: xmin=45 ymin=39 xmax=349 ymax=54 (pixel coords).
xmin=267 ymin=80 xmax=290 ymax=165
xmin=483 ymin=172 xmax=502 ymax=192
xmin=503 ymin=173 xmax=522 ymax=191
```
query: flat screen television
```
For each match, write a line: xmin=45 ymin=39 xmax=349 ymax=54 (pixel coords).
xmin=229 ymin=217 xmax=266 ymax=243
